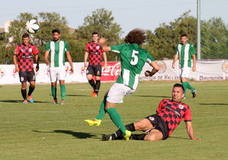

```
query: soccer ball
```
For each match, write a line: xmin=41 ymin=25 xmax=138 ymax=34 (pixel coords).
xmin=26 ymin=19 xmax=39 ymax=34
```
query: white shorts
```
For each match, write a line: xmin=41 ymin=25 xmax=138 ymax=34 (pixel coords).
xmin=106 ymin=83 xmax=136 ymax=104
xmin=180 ymin=67 xmax=191 ymax=78
xmin=49 ymin=67 xmax=66 ymax=82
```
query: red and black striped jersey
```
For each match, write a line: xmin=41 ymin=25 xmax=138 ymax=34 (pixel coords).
xmin=85 ymin=41 xmax=104 ymax=65
xmin=14 ymin=44 xmax=39 ymax=72
xmin=156 ymin=99 xmax=192 ymax=136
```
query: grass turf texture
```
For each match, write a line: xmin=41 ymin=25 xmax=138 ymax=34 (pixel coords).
xmin=0 ymin=81 xmax=227 ymax=160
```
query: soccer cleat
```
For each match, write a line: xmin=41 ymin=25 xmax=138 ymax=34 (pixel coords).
xmin=101 ymin=134 xmax=113 ymax=141
xmin=192 ymin=90 xmax=197 ymax=98
xmin=90 ymin=91 xmax=98 ymax=97
xmin=84 ymin=119 xmax=102 ymax=126
xmin=52 ymin=98 xmax=58 ymax=104
xmin=23 ymin=100 xmax=28 ymax=104
xmin=60 ymin=100 xmax=65 ymax=105
xmin=123 ymin=130 xmax=132 ymax=141
xmin=27 ymin=96 xmax=34 ymax=103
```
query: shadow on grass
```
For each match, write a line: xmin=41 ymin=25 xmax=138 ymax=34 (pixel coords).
xmin=133 ymin=95 xmax=170 ymax=98
xmin=199 ymin=103 xmax=228 ymax=106
xmin=0 ymin=100 xmax=49 ymax=103
xmin=169 ymin=136 xmax=189 ymax=140
xmin=67 ymin=94 xmax=88 ymax=97
xmin=33 ymin=130 xmax=96 ymax=139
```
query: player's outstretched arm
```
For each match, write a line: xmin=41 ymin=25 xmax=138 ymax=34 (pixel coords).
xmin=99 ymin=37 xmax=111 ymax=52
xmin=145 ymin=61 xmax=160 ymax=77
xmin=66 ymin=51 xmax=74 ymax=72
xmin=185 ymin=121 xmax=200 ymax=140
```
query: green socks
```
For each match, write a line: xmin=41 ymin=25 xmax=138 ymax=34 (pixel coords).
xmin=60 ymin=84 xmax=66 ymax=100
xmin=51 ymin=86 xmax=57 ymax=99
xmin=182 ymin=82 xmax=195 ymax=93
xmin=106 ymin=108 xmax=126 ymax=134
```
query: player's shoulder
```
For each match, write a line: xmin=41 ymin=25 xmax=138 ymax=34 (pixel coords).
xmin=160 ymin=99 xmax=171 ymax=103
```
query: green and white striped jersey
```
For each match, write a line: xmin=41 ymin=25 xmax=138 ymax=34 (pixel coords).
xmin=45 ymin=40 xmax=70 ymax=67
xmin=111 ymin=43 xmax=155 ymax=90
xmin=176 ymin=43 xmax=196 ymax=68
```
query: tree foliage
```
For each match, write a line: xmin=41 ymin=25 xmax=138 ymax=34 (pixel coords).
xmin=0 ymin=10 xmax=228 ymax=64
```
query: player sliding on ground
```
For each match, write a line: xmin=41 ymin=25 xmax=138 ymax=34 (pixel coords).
xmin=85 ymin=29 xmax=160 ymax=140
xmin=44 ymin=29 xmax=74 ymax=104
xmin=13 ymin=33 xmax=39 ymax=104
xmin=172 ymin=34 xmax=197 ymax=98
xmin=102 ymin=83 xmax=200 ymax=141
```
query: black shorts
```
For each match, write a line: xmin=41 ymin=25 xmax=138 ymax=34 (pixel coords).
xmin=146 ymin=114 xmax=169 ymax=140
xmin=19 ymin=71 xmax=35 ymax=83
xmin=86 ymin=65 xmax=102 ymax=76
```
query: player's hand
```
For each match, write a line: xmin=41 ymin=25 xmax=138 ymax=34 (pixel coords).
xmin=104 ymin=63 xmax=108 ymax=68
xmin=192 ymin=65 xmax=196 ymax=72
xmin=14 ymin=66 xmax=19 ymax=72
xmin=172 ymin=63 xmax=175 ymax=69
xmin=70 ymin=67 xmax=74 ymax=73
xmin=191 ymin=137 xmax=201 ymax=141
xmin=99 ymin=37 xmax=107 ymax=46
xmin=36 ymin=65 xmax=39 ymax=72
xmin=145 ymin=70 xmax=152 ymax=77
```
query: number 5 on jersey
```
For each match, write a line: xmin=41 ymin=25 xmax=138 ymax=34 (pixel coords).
xmin=130 ymin=50 xmax=139 ymax=65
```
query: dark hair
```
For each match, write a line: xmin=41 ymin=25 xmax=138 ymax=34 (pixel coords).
xmin=22 ymin=33 xmax=30 ymax=38
xmin=173 ymin=83 xmax=185 ymax=92
xmin=124 ymin=28 xmax=146 ymax=45
xmin=180 ymin=33 xmax=188 ymax=38
xmin=52 ymin=29 xmax=61 ymax=34
xmin=92 ymin=32 xmax=99 ymax=36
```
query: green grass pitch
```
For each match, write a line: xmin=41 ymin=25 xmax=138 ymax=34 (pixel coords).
xmin=0 ymin=81 xmax=227 ymax=160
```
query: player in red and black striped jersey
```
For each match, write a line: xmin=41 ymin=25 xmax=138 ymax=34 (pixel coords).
xmin=82 ymin=32 xmax=107 ymax=97
xmin=13 ymin=33 xmax=39 ymax=104
xmin=102 ymin=83 xmax=200 ymax=141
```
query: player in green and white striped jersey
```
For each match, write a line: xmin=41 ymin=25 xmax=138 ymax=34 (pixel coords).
xmin=172 ymin=34 xmax=197 ymax=98
xmin=44 ymin=29 xmax=74 ymax=104
xmin=85 ymin=29 xmax=160 ymax=140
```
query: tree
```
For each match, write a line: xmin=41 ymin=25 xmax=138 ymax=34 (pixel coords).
xmin=201 ymin=18 xmax=228 ymax=59
xmin=144 ymin=11 xmax=197 ymax=59
xmin=75 ymin=8 xmax=122 ymax=61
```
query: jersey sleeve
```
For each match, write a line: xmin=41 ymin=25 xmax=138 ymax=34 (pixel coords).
xmin=190 ymin=44 xmax=196 ymax=55
xmin=45 ymin=42 xmax=51 ymax=52
xmin=65 ymin=42 xmax=70 ymax=52
xmin=156 ymin=99 xmax=164 ymax=113
xmin=14 ymin=45 xmax=20 ymax=55
xmin=110 ymin=44 xmax=125 ymax=54
xmin=146 ymin=52 xmax=155 ymax=63
xmin=184 ymin=106 xmax=192 ymax=122
xmin=32 ymin=46 xmax=39 ymax=55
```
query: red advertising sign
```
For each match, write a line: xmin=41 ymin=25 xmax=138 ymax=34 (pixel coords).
xmin=101 ymin=62 xmax=121 ymax=81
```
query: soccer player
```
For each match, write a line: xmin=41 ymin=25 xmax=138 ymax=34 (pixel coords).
xmin=172 ymin=34 xmax=197 ymax=98
xmin=13 ymin=33 xmax=39 ymax=104
xmin=83 ymin=32 xmax=107 ymax=97
xmin=102 ymin=83 xmax=200 ymax=141
xmin=44 ymin=29 xmax=74 ymax=104
xmin=85 ymin=29 xmax=160 ymax=140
